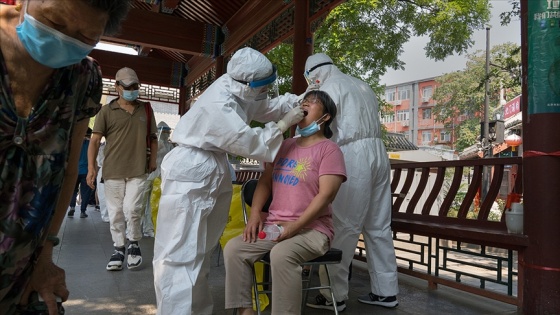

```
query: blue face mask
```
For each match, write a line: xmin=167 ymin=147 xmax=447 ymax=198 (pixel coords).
xmin=122 ymin=90 xmax=140 ymax=102
xmin=296 ymin=114 xmax=327 ymax=137
xmin=16 ymin=4 xmax=95 ymax=68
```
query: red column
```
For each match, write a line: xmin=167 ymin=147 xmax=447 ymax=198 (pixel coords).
xmin=521 ymin=1 xmax=560 ymax=313
xmin=292 ymin=0 xmax=312 ymax=95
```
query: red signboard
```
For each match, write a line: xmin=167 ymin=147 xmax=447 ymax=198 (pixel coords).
xmin=503 ymin=95 xmax=521 ymax=119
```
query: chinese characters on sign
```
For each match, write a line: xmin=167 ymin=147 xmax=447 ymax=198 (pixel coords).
xmin=528 ymin=0 xmax=560 ymax=114
xmin=503 ymin=95 xmax=521 ymax=119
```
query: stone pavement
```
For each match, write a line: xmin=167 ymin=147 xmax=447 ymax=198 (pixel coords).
xmin=53 ymin=206 xmax=520 ymax=314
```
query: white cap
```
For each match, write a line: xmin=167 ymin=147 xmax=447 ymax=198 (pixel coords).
xmin=115 ymin=67 xmax=140 ymax=87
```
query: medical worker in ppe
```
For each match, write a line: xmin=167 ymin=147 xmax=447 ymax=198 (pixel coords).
xmin=153 ymin=47 xmax=304 ymax=315
xmin=141 ymin=121 xmax=173 ymax=237
xmin=302 ymin=53 xmax=399 ymax=312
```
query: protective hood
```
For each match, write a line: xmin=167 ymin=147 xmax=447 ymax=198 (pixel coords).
xmin=227 ymin=47 xmax=277 ymax=101
xmin=157 ymin=121 xmax=171 ymax=141
xmin=304 ymin=53 xmax=335 ymax=86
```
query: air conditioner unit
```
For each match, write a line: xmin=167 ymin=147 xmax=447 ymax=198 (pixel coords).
xmin=394 ymin=100 xmax=402 ymax=105
xmin=401 ymin=120 xmax=409 ymax=126
xmin=422 ymin=97 xmax=430 ymax=103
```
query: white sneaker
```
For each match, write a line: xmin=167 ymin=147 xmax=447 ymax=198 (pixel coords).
xmin=106 ymin=248 xmax=125 ymax=271
xmin=127 ymin=242 xmax=142 ymax=269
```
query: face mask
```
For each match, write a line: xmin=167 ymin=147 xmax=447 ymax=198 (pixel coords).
xmin=295 ymin=114 xmax=327 ymax=137
xmin=16 ymin=3 xmax=95 ymax=68
xmin=122 ymin=90 xmax=140 ymax=101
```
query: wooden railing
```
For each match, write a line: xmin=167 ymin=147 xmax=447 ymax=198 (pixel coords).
xmin=236 ymin=157 xmax=528 ymax=306
xmin=354 ymin=157 xmax=527 ymax=306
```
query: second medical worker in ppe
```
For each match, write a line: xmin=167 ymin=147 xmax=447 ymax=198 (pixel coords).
xmin=302 ymin=53 xmax=399 ymax=312
xmin=153 ymin=47 xmax=304 ymax=315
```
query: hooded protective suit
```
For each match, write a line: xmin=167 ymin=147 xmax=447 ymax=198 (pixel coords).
xmin=304 ymin=54 xmax=399 ymax=301
xmin=141 ymin=122 xmax=174 ymax=237
xmin=153 ymin=47 xmax=300 ymax=315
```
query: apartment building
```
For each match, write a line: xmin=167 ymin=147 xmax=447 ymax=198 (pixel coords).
xmin=381 ymin=77 xmax=455 ymax=150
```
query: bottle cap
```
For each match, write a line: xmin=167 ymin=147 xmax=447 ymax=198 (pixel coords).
xmin=258 ymin=231 xmax=266 ymax=239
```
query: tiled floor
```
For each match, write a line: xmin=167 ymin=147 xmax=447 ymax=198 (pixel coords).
xmin=54 ymin=206 xmax=521 ymax=314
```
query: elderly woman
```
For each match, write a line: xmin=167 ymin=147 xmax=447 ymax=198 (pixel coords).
xmin=0 ymin=0 xmax=130 ymax=313
xmin=224 ymin=90 xmax=347 ymax=315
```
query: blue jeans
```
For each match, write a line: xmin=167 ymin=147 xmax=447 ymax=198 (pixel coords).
xmin=70 ymin=173 xmax=93 ymax=212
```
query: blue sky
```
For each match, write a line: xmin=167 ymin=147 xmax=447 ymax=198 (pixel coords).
xmin=380 ymin=0 xmax=521 ymax=86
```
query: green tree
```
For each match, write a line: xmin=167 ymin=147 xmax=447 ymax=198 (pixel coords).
xmin=431 ymin=42 xmax=521 ymax=152
xmin=267 ymin=0 xmax=492 ymax=92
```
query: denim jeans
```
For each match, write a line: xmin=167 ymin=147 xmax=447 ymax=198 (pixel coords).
xmin=70 ymin=173 xmax=93 ymax=212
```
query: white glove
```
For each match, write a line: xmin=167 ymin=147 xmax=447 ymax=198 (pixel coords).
xmin=276 ymin=106 xmax=304 ymax=133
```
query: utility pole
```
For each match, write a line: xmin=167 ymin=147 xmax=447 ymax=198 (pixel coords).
xmin=482 ymin=27 xmax=491 ymax=200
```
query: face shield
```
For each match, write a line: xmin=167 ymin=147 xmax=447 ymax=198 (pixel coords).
xmin=248 ymin=65 xmax=278 ymax=101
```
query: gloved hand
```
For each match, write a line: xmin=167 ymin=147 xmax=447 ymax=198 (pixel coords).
xmin=276 ymin=106 xmax=304 ymax=133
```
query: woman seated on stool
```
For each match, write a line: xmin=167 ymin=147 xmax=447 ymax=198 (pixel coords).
xmin=224 ymin=90 xmax=347 ymax=315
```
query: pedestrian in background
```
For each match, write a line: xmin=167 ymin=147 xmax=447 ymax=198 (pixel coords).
xmin=87 ymin=67 xmax=157 ymax=271
xmin=68 ymin=128 xmax=94 ymax=218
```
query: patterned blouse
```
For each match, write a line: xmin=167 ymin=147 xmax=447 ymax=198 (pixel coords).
xmin=0 ymin=50 xmax=102 ymax=311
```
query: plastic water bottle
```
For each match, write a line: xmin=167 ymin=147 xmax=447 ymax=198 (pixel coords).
xmin=258 ymin=224 xmax=283 ymax=240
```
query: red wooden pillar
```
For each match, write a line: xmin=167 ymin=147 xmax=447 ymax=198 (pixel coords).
xmin=521 ymin=1 xmax=560 ymax=313
xmin=292 ymin=0 xmax=313 ymax=95
xmin=290 ymin=0 xmax=313 ymax=136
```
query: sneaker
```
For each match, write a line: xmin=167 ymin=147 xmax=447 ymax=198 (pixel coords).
xmin=127 ymin=242 xmax=142 ymax=269
xmin=67 ymin=208 xmax=75 ymax=217
xmin=106 ymin=247 xmax=125 ymax=271
xmin=80 ymin=212 xmax=88 ymax=218
xmin=357 ymin=292 xmax=398 ymax=308
xmin=95 ymin=206 xmax=100 ymax=212
xmin=306 ymin=294 xmax=346 ymax=312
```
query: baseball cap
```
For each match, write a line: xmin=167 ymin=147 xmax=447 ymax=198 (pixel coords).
xmin=115 ymin=67 xmax=139 ymax=87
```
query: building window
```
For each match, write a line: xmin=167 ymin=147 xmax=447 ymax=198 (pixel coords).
xmin=422 ymin=108 xmax=432 ymax=119
xmin=422 ymin=131 xmax=432 ymax=144
xmin=397 ymin=110 xmax=409 ymax=121
xmin=440 ymin=131 xmax=451 ymax=142
xmin=381 ymin=113 xmax=394 ymax=123
xmin=422 ymin=86 xmax=433 ymax=102
xmin=386 ymin=90 xmax=395 ymax=102
xmin=398 ymin=85 xmax=411 ymax=100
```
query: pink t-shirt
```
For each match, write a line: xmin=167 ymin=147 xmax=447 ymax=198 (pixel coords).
xmin=265 ymin=138 xmax=347 ymax=241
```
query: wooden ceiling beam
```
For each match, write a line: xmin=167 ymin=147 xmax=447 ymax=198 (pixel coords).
xmin=101 ymin=7 xmax=214 ymax=55
xmin=221 ymin=0 xmax=292 ymax=55
xmin=90 ymin=49 xmax=182 ymax=88
xmin=185 ymin=0 xmax=293 ymax=86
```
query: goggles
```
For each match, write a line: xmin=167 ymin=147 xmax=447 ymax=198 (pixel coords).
xmin=304 ymin=62 xmax=333 ymax=84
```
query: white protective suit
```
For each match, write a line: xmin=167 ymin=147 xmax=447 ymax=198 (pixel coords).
xmin=96 ymin=142 xmax=109 ymax=222
xmin=305 ymin=54 xmax=399 ymax=301
xmin=141 ymin=121 xmax=174 ymax=237
xmin=153 ymin=47 xmax=300 ymax=315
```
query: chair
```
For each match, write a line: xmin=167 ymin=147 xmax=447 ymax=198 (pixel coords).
xmin=237 ymin=179 xmax=342 ymax=315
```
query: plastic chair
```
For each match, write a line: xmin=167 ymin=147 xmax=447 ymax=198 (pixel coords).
xmin=236 ymin=179 xmax=342 ymax=315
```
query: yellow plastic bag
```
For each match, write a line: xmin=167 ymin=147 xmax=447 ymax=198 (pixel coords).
xmin=220 ymin=184 xmax=270 ymax=312
xmin=150 ymin=177 xmax=162 ymax=233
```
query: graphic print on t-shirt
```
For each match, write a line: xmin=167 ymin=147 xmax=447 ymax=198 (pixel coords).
xmin=272 ymin=156 xmax=311 ymax=186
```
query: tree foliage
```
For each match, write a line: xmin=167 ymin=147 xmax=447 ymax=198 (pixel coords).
xmin=431 ymin=42 xmax=521 ymax=152
xmin=267 ymin=0 xmax=491 ymax=92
